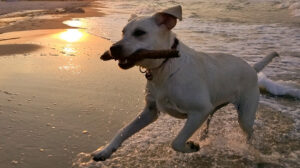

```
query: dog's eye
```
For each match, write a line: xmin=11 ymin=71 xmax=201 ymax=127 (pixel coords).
xmin=132 ymin=29 xmax=146 ymax=37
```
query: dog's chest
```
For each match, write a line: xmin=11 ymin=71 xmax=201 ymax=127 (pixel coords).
xmin=155 ymin=90 xmax=187 ymax=119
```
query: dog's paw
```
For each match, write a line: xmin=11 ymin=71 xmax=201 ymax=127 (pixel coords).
xmin=91 ymin=147 xmax=115 ymax=162
xmin=186 ymin=141 xmax=200 ymax=152
xmin=172 ymin=141 xmax=200 ymax=153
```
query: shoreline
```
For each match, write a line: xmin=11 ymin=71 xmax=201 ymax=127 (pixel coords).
xmin=0 ymin=0 xmax=104 ymax=34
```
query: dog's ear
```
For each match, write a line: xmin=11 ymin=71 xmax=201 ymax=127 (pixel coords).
xmin=153 ymin=5 xmax=182 ymax=30
xmin=128 ymin=14 xmax=138 ymax=22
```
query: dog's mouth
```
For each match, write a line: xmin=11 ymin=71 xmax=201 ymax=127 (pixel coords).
xmin=117 ymin=57 xmax=136 ymax=69
xmin=100 ymin=49 xmax=180 ymax=70
xmin=100 ymin=50 xmax=136 ymax=69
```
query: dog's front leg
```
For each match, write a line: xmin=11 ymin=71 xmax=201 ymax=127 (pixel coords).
xmin=172 ymin=110 xmax=210 ymax=153
xmin=92 ymin=101 xmax=159 ymax=161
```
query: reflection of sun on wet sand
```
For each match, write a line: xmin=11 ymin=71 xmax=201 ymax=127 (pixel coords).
xmin=0 ymin=28 xmax=142 ymax=168
xmin=58 ymin=29 xmax=87 ymax=43
xmin=0 ymin=1 xmax=129 ymax=167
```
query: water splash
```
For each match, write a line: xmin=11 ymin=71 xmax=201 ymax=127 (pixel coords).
xmin=71 ymin=0 xmax=300 ymax=167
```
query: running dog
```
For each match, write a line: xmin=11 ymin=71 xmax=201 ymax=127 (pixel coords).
xmin=92 ymin=5 xmax=278 ymax=161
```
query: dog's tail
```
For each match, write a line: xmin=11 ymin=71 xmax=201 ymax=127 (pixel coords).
xmin=253 ymin=52 xmax=279 ymax=73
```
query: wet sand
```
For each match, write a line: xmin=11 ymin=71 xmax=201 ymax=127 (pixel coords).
xmin=0 ymin=0 xmax=103 ymax=33
xmin=0 ymin=28 xmax=147 ymax=168
xmin=0 ymin=1 xmax=137 ymax=167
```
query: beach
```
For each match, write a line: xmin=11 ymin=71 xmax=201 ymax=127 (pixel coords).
xmin=0 ymin=0 xmax=103 ymax=33
xmin=0 ymin=0 xmax=299 ymax=168
xmin=0 ymin=27 xmax=148 ymax=168
xmin=0 ymin=1 xmax=129 ymax=168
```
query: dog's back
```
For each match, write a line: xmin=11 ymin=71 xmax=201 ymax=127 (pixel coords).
xmin=187 ymin=51 xmax=258 ymax=106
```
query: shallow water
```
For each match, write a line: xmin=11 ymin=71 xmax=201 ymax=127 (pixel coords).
xmin=70 ymin=0 xmax=300 ymax=167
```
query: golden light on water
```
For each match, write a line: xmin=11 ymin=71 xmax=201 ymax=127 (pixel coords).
xmin=58 ymin=63 xmax=81 ymax=73
xmin=51 ymin=27 xmax=90 ymax=73
xmin=64 ymin=20 xmax=84 ymax=27
xmin=58 ymin=29 xmax=87 ymax=43
xmin=62 ymin=46 xmax=76 ymax=55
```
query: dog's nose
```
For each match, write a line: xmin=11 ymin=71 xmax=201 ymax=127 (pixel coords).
xmin=110 ymin=44 xmax=123 ymax=59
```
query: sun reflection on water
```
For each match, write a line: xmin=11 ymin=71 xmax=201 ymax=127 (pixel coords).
xmin=58 ymin=29 xmax=87 ymax=43
xmin=53 ymin=28 xmax=89 ymax=73
xmin=61 ymin=44 xmax=76 ymax=56
xmin=63 ymin=47 xmax=76 ymax=54
xmin=58 ymin=56 xmax=81 ymax=74
xmin=58 ymin=63 xmax=81 ymax=73
xmin=64 ymin=20 xmax=85 ymax=28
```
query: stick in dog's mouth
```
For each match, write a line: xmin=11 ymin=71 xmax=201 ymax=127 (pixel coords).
xmin=100 ymin=49 xmax=180 ymax=69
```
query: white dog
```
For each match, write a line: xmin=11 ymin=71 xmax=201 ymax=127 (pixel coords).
xmin=92 ymin=5 xmax=278 ymax=161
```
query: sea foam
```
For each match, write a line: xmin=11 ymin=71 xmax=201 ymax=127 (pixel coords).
xmin=258 ymin=72 xmax=300 ymax=99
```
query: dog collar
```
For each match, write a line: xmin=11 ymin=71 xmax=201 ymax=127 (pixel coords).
xmin=140 ymin=37 xmax=179 ymax=80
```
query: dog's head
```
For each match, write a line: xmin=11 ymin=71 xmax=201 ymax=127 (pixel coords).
xmin=108 ymin=5 xmax=182 ymax=69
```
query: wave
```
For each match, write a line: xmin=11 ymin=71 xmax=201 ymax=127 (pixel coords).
xmin=276 ymin=0 xmax=300 ymax=17
xmin=258 ymin=72 xmax=300 ymax=99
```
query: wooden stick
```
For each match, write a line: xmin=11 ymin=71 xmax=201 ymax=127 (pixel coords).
xmin=100 ymin=49 xmax=179 ymax=61
xmin=100 ymin=50 xmax=112 ymax=61
xmin=126 ymin=49 xmax=179 ymax=62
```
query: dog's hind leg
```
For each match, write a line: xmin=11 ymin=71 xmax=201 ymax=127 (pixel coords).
xmin=236 ymin=87 xmax=259 ymax=140
xmin=92 ymin=101 xmax=159 ymax=161
xmin=200 ymin=102 xmax=229 ymax=140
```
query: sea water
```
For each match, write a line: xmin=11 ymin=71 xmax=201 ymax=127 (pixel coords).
xmin=71 ymin=0 xmax=300 ymax=167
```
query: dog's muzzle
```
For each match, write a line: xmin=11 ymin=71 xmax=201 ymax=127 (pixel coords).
xmin=109 ymin=44 xmax=123 ymax=60
xmin=100 ymin=43 xmax=135 ymax=69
